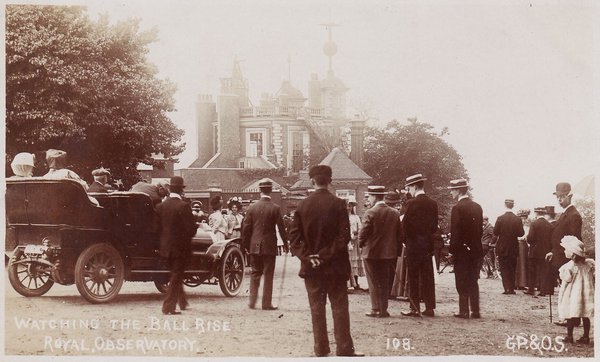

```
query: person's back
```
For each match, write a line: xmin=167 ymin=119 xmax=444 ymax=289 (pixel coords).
xmin=494 ymin=211 xmax=524 ymax=257
xmin=403 ymin=194 xmax=438 ymax=255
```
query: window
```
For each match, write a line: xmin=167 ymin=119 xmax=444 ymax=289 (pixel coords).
xmin=336 ymin=189 xmax=356 ymax=200
xmin=246 ymin=128 xmax=266 ymax=157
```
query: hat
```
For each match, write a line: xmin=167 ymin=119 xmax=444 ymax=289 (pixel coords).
xmin=347 ymin=196 xmax=357 ymax=205
xmin=517 ymin=209 xmax=530 ymax=218
xmin=545 ymin=206 xmax=556 ymax=215
xmin=210 ymin=195 xmax=222 ymax=210
xmin=11 ymin=152 xmax=35 ymax=167
xmin=309 ymin=165 xmax=332 ymax=179
xmin=384 ymin=191 xmax=402 ymax=204
xmin=92 ymin=168 xmax=111 ymax=177
xmin=405 ymin=173 xmax=426 ymax=187
xmin=228 ymin=196 xmax=242 ymax=209
xmin=533 ymin=207 xmax=547 ymax=214
xmin=45 ymin=149 xmax=68 ymax=169
xmin=169 ymin=176 xmax=186 ymax=189
xmin=191 ymin=201 xmax=202 ymax=210
xmin=367 ymin=185 xmax=386 ymax=195
xmin=504 ymin=199 xmax=515 ymax=204
xmin=258 ymin=178 xmax=273 ymax=189
xmin=447 ymin=178 xmax=469 ymax=189
xmin=560 ymin=235 xmax=585 ymax=257
xmin=553 ymin=182 xmax=572 ymax=196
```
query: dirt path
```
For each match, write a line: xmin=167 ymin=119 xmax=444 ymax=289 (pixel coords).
xmin=3 ymin=256 xmax=594 ymax=358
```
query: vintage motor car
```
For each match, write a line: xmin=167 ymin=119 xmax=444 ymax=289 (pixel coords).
xmin=5 ymin=178 xmax=246 ymax=303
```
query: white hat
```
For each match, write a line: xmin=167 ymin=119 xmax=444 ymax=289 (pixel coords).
xmin=560 ymin=235 xmax=585 ymax=257
xmin=11 ymin=152 xmax=35 ymax=167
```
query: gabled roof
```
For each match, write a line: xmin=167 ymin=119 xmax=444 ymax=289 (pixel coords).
xmin=320 ymin=147 xmax=371 ymax=181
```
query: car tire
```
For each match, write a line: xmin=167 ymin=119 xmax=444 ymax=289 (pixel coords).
xmin=218 ymin=246 xmax=244 ymax=297
xmin=8 ymin=251 xmax=54 ymax=297
xmin=75 ymin=243 xmax=124 ymax=304
xmin=154 ymin=279 xmax=169 ymax=294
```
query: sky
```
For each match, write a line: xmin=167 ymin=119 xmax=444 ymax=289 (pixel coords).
xmin=12 ymin=0 xmax=600 ymax=220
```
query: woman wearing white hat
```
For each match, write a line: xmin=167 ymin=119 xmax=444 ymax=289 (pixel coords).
xmin=557 ymin=235 xmax=594 ymax=344
xmin=9 ymin=152 xmax=35 ymax=178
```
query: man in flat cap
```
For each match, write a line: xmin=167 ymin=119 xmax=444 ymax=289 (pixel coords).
xmin=401 ymin=173 xmax=438 ymax=317
xmin=242 ymin=178 xmax=287 ymax=310
xmin=524 ymin=207 xmax=553 ymax=296
xmin=359 ymin=186 xmax=403 ymax=318
xmin=155 ymin=176 xmax=198 ymax=314
xmin=493 ymin=198 xmax=524 ymax=294
xmin=448 ymin=179 xmax=483 ymax=318
xmin=290 ymin=165 xmax=363 ymax=357
xmin=544 ymin=183 xmax=582 ymax=298
xmin=88 ymin=168 xmax=111 ymax=193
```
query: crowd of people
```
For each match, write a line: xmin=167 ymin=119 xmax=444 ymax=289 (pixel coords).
xmin=7 ymin=150 xmax=594 ymax=355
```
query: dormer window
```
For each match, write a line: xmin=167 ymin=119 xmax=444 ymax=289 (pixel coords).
xmin=246 ymin=128 xmax=266 ymax=157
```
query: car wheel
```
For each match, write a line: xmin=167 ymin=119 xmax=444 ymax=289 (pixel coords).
xmin=218 ymin=246 xmax=244 ymax=297
xmin=8 ymin=251 xmax=54 ymax=297
xmin=75 ymin=243 xmax=124 ymax=304
xmin=154 ymin=279 xmax=169 ymax=294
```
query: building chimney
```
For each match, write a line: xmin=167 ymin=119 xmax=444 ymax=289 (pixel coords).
xmin=349 ymin=116 xmax=366 ymax=168
xmin=195 ymin=94 xmax=217 ymax=167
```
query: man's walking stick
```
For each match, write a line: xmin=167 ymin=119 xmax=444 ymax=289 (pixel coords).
xmin=277 ymin=249 xmax=289 ymax=306
xmin=549 ymin=294 xmax=553 ymax=323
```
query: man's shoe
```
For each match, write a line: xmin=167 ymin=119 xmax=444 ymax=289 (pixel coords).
xmin=470 ymin=312 xmax=481 ymax=319
xmin=506 ymin=290 xmax=516 ymax=295
xmin=315 ymin=351 xmax=330 ymax=357
xmin=554 ymin=320 xmax=568 ymax=327
xmin=537 ymin=293 xmax=546 ymax=297
xmin=576 ymin=336 xmax=590 ymax=344
xmin=162 ymin=310 xmax=181 ymax=315
xmin=365 ymin=310 xmax=380 ymax=318
xmin=338 ymin=351 xmax=365 ymax=357
xmin=262 ymin=305 xmax=278 ymax=310
xmin=523 ymin=289 xmax=535 ymax=295
xmin=379 ymin=311 xmax=391 ymax=318
xmin=563 ymin=336 xmax=574 ymax=343
xmin=401 ymin=310 xmax=420 ymax=317
xmin=453 ymin=312 xmax=469 ymax=319
xmin=422 ymin=309 xmax=435 ymax=317
xmin=179 ymin=302 xmax=189 ymax=310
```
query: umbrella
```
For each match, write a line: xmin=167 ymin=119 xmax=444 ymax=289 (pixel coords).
xmin=572 ymin=175 xmax=595 ymax=198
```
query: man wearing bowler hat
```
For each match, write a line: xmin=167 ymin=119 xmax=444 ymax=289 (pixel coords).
xmin=401 ymin=173 xmax=438 ymax=317
xmin=544 ymin=183 xmax=582 ymax=297
xmin=359 ymin=186 xmax=403 ymax=318
xmin=155 ymin=176 xmax=198 ymax=314
xmin=448 ymin=179 xmax=483 ymax=318
xmin=289 ymin=165 xmax=362 ymax=357
xmin=242 ymin=179 xmax=287 ymax=310
xmin=524 ymin=207 xmax=553 ymax=296
xmin=493 ymin=198 xmax=524 ymax=294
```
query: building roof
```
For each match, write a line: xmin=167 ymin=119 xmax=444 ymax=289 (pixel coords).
xmin=321 ymin=70 xmax=347 ymax=90
xmin=242 ymin=178 xmax=290 ymax=193
xmin=320 ymin=147 xmax=371 ymax=180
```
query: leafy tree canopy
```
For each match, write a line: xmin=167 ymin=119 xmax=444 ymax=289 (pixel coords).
xmin=6 ymin=5 xmax=184 ymax=187
xmin=363 ymin=118 xmax=468 ymax=225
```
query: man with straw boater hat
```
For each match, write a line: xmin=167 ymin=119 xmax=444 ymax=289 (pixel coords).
xmin=400 ymin=173 xmax=438 ymax=317
xmin=448 ymin=178 xmax=483 ymax=318
xmin=359 ymin=186 xmax=403 ymax=318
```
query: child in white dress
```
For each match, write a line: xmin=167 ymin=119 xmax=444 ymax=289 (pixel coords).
xmin=557 ymin=235 xmax=594 ymax=344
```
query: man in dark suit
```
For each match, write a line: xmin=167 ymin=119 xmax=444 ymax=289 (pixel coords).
xmin=448 ymin=179 xmax=483 ymax=318
xmin=493 ymin=199 xmax=524 ymax=294
xmin=242 ymin=179 xmax=287 ymax=310
xmin=155 ymin=176 xmax=198 ymax=315
xmin=544 ymin=182 xmax=582 ymax=294
xmin=359 ymin=186 xmax=403 ymax=318
xmin=480 ymin=216 xmax=497 ymax=278
xmin=400 ymin=173 xmax=438 ymax=317
xmin=87 ymin=168 xmax=111 ymax=193
xmin=524 ymin=207 xmax=553 ymax=296
xmin=289 ymin=165 xmax=362 ymax=357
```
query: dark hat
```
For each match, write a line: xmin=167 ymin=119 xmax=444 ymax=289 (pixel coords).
xmin=258 ymin=178 xmax=273 ymax=189
xmin=533 ymin=207 xmax=546 ymax=214
xmin=545 ymin=206 xmax=556 ymax=215
xmin=169 ymin=176 xmax=186 ymax=189
xmin=309 ymin=165 xmax=332 ymax=179
xmin=447 ymin=178 xmax=469 ymax=189
xmin=210 ymin=195 xmax=222 ymax=209
xmin=367 ymin=185 xmax=386 ymax=195
xmin=384 ymin=191 xmax=402 ymax=204
xmin=504 ymin=199 xmax=515 ymax=204
xmin=553 ymin=182 xmax=571 ymax=196
xmin=92 ymin=167 xmax=111 ymax=177
xmin=228 ymin=196 xmax=242 ymax=209
xmin=405 ymin=173 xmax=426 ymax=187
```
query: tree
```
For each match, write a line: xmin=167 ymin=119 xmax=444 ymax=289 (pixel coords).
xmin=6 ymin=5 xmax=184 ymax=187
xmin=363 ymin=118 xmax=469 ymax=222
xmin=574 ymin=197 xmax=595 ymax=258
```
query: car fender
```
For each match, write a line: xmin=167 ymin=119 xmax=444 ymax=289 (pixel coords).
xmin=206 ymin=238 xmax=243 ymax=259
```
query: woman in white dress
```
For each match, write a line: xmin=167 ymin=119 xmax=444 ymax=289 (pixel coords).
xmin=226 ymin=197 xmax=244 ymax=239
xmin=347 ymin=197 xmax=365 ymax=290
xmin=209 ymin=196 xmax=228 ymax=241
